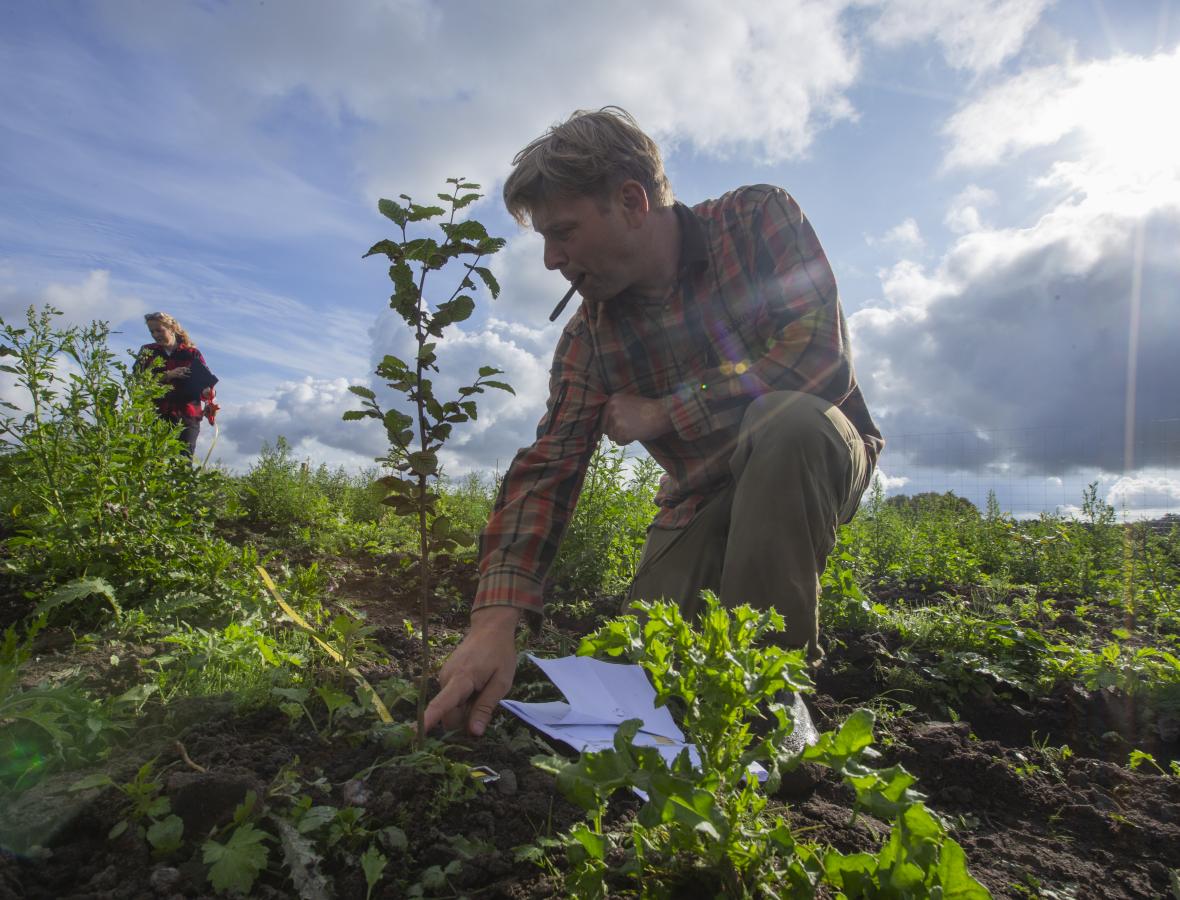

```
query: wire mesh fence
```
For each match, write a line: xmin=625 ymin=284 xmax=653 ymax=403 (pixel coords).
xmin=873 ymin=418 xmax=1180 ymax=520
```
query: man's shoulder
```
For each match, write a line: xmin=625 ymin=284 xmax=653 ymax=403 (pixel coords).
xmin=690 ymin=184 xmax=789 ymax=219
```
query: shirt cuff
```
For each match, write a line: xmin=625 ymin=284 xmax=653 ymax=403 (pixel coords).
xmin=473 ymin=568 xmax=545 ymax=631
xmin=665 ymin=381 xmax=713 ymax=441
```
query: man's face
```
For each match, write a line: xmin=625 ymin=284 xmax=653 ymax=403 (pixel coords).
xmin=531 ymin=191 xmax=641 ymax=303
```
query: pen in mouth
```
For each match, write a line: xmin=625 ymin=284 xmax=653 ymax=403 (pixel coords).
xmin=548 ymin=274 xmax=585 ymax=322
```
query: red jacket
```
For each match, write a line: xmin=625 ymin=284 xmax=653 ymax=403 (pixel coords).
xmin=134 ymin=343 xmax=218 ymax=420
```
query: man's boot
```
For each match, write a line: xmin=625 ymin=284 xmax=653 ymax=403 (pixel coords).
xmin=775 ymin=691 xmax=821 ymax=798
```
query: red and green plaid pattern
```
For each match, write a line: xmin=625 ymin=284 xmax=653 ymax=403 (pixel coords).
xmin=475 ymin=185 xmax=883 ymax=617
xmin=135 ymin=343 xmax=214 ymax=420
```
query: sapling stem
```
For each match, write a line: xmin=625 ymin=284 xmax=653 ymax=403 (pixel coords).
xmin=348 ymin=179 xmax=511 ymax=744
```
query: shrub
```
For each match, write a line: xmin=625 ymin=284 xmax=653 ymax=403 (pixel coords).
xmin=0 ymin=306 xmax=228 ymax=612
xmin=549 ymin=443 xmax=660 ymax=597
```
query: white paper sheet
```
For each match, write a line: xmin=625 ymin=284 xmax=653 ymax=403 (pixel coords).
xmin=501 ymin=655 xmax=767 ymax=781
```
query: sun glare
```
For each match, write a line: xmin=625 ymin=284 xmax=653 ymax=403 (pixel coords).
xmin=1075 ymin=49 xmax=1180 ymax=201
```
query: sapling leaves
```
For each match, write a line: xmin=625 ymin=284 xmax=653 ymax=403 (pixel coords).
xmin=407 ymin=450 xmax=438 ymax=477
xmin=407 ymin=203 xmax=446 ymax=222
xmin=347 ymin=180 xmax=509 ymax=740
xmin=377 ymin=199 xmax=407 ymax=228
xmin=473 ymin=266 xmax=500 ymax=298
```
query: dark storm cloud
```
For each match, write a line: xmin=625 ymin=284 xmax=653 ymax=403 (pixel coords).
xmin=853 ymin=208 xmax=1180 ymax=475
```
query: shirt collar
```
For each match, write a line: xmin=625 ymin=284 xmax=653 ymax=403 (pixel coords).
xmin=673 ymin=200 xmax=709 ymax=276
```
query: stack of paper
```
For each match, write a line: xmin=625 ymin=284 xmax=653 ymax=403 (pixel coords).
xmin=501 ymin=655 xmax=774 ymax=784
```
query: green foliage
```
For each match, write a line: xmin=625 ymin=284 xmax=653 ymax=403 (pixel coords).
xmin=435 ymin=471 xmax=497 ymax=547
xmin=259 ymin=735 xmax=476 ymax=898
xmin=844 ymin=482 xmax=1165 ymax=602
xmin=203 ymin=793 xmax=271 ymax=895
xmin=240 ymin=437 xmax=393 ymax=543
xmin=0 ymin=615 xmax=130 ymax=789
xmin=1128 ymin=749 xmax=1180 ymax=778
xmin=0 ymin=306 xmax=231 ymax=612
xmin=361 ymin=843 xmax=389 ymax=900
xmin=550 ymin=443 xmax=661 ymax=597
xmin=347 ymin=178 xmax=510 ymax=735
xmin=531 ymin=595 xmax=990 ymax=898
xmin=70 ymin=758 xmax=184 ymax=854
xmin=857 ymin=484 xmax=986 ymax=585
xmin=824 ymin=484 xmax=1180 ymax=737
xmin=582 ymin=594 xmax=813 ymax=788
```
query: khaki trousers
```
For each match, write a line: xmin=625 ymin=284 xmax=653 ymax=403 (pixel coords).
xmin=628 ymin=391 xmax=871 ymax=663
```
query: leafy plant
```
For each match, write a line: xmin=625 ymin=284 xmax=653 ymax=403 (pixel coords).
xmin=530 ymin=594 xmax=990 ymax=898
xmin=1 ymin=615 xmax=127 ymax=790
xmin=1129 ymin=749 xmax=1180 ymax=777
xmin=360 ymin=843 xmax=389 ymax=900
xmin=0 ymin=306 xmax=229 ymax=610
xmin=550 ymin=443 xmax=660 ymax=597
xmin=345 ymin=179 xmax=511 ymax=736
xmin=70 ymin=758 xmax=184 ymax=854
xmin=202 ymin=791 xmax=271 ymax=895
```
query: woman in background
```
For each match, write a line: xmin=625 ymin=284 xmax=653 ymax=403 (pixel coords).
xmin=135 ymin=312 xmax=218 ymax=457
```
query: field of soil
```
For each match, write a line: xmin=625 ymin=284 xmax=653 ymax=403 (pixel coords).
xmin=2 ymin=549 xmax=1178 ymax=899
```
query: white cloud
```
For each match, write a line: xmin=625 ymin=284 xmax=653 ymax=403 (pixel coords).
xmin=0 ymin=268 xmax=144 ymax=329
xmin=944 ymin=47 xmax=1180 ymax=213
xmin=1106 ymin=472 xmax=1180 ymax=510
xmin=368 ymin=312 xmax=552 ymax=476
xmin=849 ymin=47 xmax=1180 ymax=478
xmin=873 ymin=217 xmax=924 ymax=250
xmin=216 ymin=376 xmax=388 ymax=471
xmin=89 ymin=0 xmax=862 ymax=207
xmin=866 ymin=0 xmax=1052 ymax=72
xmin=852 ymin=198 xmax=1180 ymax=473
xmin=944 ymin=185 xmax=998 ymax=234
xmin=870 ymin=468 xmax=910 ymax=493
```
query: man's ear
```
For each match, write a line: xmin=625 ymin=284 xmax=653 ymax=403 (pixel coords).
xmin=618 ymin=180 xmax=650 ymax=226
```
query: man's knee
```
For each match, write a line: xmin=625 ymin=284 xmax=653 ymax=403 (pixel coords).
xmin=739 ymin=391 xmax=835 ymax=456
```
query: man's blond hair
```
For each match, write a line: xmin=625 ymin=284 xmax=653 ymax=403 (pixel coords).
xmin=503 ymin=106 xmax=673 ymax=226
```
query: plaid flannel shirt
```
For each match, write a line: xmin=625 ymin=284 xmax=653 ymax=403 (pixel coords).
xmin=475 ymin=185 xmax=883 ymax=619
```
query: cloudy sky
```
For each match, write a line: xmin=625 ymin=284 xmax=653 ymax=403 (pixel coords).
xmin=2 ymin=1 xmax=1177 ymax=517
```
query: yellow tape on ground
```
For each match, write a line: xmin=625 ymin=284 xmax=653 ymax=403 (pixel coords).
xmin=256 ymin=565 xmax=394 ymax=725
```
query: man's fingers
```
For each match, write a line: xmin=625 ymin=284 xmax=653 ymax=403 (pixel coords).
xmin=421 ymin=674 xmax=474 ymax=734
xmin=467 ymin=675 xmax=512 ymax=737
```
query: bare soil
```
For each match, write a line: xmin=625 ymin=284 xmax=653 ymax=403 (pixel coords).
xmin=1 ymin=552 xmax=1177 ymax=899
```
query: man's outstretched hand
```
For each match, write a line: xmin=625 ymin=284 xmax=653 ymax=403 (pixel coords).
xmin=421 ymin=605 xmax=521 ymax=737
